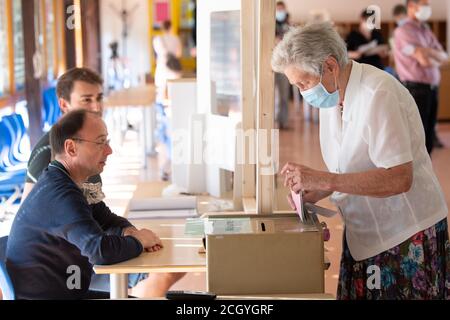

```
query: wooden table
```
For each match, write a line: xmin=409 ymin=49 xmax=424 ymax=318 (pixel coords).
xmin=104 ymin=85 xmax=157 ymax=168
xmin=94 ymin=182 xmax=211 ymax=299
xmin=96 ymin=182 xmax=332 ymax=300
xmin=94 ymin=220 xmax=206 ymax=299
xmin=104 ymin=85 xmax=156 ymax=108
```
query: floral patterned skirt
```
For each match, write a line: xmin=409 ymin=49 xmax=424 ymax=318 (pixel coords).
xmin=337 ymin=218 xmax=450 ymax=300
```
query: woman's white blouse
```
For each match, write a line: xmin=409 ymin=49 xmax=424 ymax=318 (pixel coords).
xmin=319 ymin=61 xmax=448 ymax=261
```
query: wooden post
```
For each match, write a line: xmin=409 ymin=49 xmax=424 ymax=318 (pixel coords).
xmin=64 ymin=0 xmax=76 ymax=69
xmin=55 ymin=0 xmax=67 ymax=75
xmin=256 ymin=0 xmax=276 ymax=214
xmin=241 ymin=0 xmax=257 ymax=203
xmin=21 ymin=0 xmax=43 ymax=147
xmin=6 ymin=0 xmax=15 ymax=95
xmin=80 ymin=0 xmax=101 ymax=72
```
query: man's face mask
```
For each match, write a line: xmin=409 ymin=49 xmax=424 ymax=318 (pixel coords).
xmin=415 ymin=5 xmax=432 ymax=22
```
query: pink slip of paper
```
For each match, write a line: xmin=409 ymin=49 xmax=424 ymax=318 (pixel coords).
xmin=291 ymin=190 xmax=303 ymax=221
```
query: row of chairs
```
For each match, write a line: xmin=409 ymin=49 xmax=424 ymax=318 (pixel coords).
xmin=0 ymin=113 xmax=30 ymax=208
xmin=1 ymin=86 xmax=58 ymax=204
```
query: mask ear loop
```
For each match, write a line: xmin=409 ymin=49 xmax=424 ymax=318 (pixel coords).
xmin=334 ymin=69 xmax=339 ymax=92
xmin=333 ymin=64 xmax=344 ymax=107
xmin=325 ymin=58 xmax=343 ymax=107
xmin=319 ymin=64 xmax=324 ymax=84
xmin=321 ymin=61 xmax=340 ymax=93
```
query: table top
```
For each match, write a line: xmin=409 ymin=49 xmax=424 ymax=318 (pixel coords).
xmin=94 ymin=236 xmax=205 ymax=274
xmin=130 ymin=181 xmax=233 ymax=217
xmin=104 ymin=84 xmax=156 ymax=108
xmin=94 ymin=181 xmax=208 ymax=275
xmin=95 ymin=181 xmax=332 ymax=299
xmin=94 ymin=214 xmax=206 ymax=274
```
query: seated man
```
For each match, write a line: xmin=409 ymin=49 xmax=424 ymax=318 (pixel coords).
xmin=20 ymin=68 xmax=184 ymax=297
xmin=6 ymin=110 xmax=165 ymax=299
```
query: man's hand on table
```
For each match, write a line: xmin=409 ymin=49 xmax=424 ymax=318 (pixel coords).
xmin=123 ymin=227 xmax=164 ymax=252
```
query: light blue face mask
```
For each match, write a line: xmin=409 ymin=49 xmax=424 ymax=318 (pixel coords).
xmin=276 ymin=11 xmax=287 ymax=22
xmin=300 ymin=67 xmax=340 ymax=109
xmin=396 ymin=18 xmax=408 ymax=27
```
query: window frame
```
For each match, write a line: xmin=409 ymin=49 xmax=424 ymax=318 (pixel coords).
xmin=0 ymin=0 xmax=66 ymax=109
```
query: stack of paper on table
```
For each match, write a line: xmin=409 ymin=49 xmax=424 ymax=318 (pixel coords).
xmin=127 ymin=196 xmax=198 ymax=219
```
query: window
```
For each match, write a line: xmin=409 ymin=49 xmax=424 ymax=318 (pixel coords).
xmin=0 ymin=0 xmax=10 ymax=97
xmin=12 ymin=0 xmax=24 ymax=91
xmin=0 ymin=0 xmax=25 ymax=101
xmin=0 ymin=0 xmax=66 ymax=105
xmin=210 ymin=11 xmax=241 ymax=118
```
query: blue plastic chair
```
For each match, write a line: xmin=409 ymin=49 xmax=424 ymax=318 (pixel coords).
xmin=0 ymin=264 xmax=15 ymax=301
xmin=0 ymin=120 xmax=27 ymax=173
xmin=0 ymin=118 xmax=26 ymax=202
xmin=0 ymin=237 xmax=15 ymax=300
xmin=2 ymin=114 xmax=30 ymax=163
xmin=42 ymin=87 xmax=61 ymax=131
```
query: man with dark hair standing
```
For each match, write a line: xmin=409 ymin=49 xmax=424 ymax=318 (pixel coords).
xmin=393 ymin=4 xmax=408 ymax=27
xmin=6 ymin=110 xmax=163 ymax=300
xmin=394 ymin=0 xmax=448 ymax=154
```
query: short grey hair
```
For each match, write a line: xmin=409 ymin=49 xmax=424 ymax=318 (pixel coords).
xmin=271 ymin=22 xmax=349 ymax=76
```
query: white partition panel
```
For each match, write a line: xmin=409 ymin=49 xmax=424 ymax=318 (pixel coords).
xmin=197 ymin=0 xmax=242 ymax=198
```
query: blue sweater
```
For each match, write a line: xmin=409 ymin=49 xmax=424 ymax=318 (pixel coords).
xmin=6 ymin=161 xmax=143 ymax=300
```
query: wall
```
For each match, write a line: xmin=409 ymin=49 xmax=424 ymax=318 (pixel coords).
xmin=99 ymin=0 xmax=151 ymax=88
xmin=284 ymin=0 xmax=448 ymax=23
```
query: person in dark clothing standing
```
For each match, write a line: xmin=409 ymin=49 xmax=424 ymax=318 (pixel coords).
xmin=274 ymin=1 xmax=291 ymax=130
xmin=346 ymin=9 xmax=389 ymax=70
xmin=394 ymin=0 xmax=448 ymax=154
xmin=6 ymin=110 xmax=163 ymax=300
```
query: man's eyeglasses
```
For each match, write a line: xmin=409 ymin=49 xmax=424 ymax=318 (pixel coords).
xmin=71 ymin=137 xmax=111 ymax=147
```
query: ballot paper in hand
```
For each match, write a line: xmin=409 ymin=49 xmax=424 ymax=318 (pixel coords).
xmin=128 ymin=196 xmax=198 ymax=220
xmin=291 ymin=191 xmax=306 ymax=222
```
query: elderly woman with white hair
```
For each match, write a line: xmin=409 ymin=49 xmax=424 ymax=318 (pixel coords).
xmin=273 ymin=22 xmax=449 ymax=300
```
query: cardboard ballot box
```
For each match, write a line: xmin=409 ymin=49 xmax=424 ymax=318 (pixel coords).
xmin=204 ymin=213 xmax=325 ymax=295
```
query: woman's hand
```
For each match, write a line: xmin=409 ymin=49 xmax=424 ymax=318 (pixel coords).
xmin=281 ymin=162 xmax=333 ymax=193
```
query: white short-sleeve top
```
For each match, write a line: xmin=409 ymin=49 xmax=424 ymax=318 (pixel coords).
xmin=319 ymin=61 xmax=448 ymax=261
